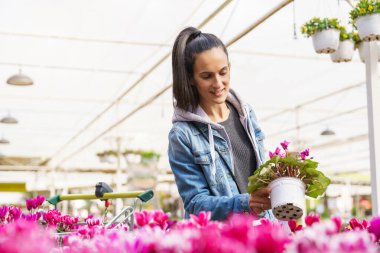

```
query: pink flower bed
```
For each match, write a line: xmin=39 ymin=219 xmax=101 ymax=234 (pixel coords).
xmin=0 ymin=196 xmax=379 ymax=252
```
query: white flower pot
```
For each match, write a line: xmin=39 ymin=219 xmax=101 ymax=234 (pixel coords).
xmin=312 ymin=29 xmax=340 ymax=54
xmin=356 ymin=13 xmax=380 ymax=41
xmin=358 ymin=42 xmax=380 ymax=62
xmin=269 ymin=177 xmax=306 ymax=221
xmin=330 ymin=40 xmax=355 ymax=63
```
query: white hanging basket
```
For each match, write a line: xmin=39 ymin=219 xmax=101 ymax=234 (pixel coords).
xmin=312 ymin=29 xmax=340 ymax=54
xmin=356 ymin=13 xmax=380 ymax=41
xmin=269 ymin=177 xmax=306 ymax=221
xmin=330 ymin=40 xmax=355 ymax=63
xmin=358 ymin=42 xmax=380 ymax=62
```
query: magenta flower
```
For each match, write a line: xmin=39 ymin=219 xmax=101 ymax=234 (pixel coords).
xmin=331 ymin=216 xmax=342 ymax=232
xmin=0 ymin=206 xmax=9 ymax=222
xmin=86 ymin=218 xmax=100 ymax=227
xmin=6 ymin=206 xmax=22 ymax=222
xmin=305 ymin=212 xmax=320 ymax=226
xmin=300 ymin=148 xmax=310 ymax=160
xmin=189 ymin=211 xmax=211 ymax=227
xmin=152 ymin=210 xmax=169 ymax=229
xmin=36 ymin=195 xmax=45 ymax=206
xmin=26 ymin=199 xmax=36 ymax=211
xmin=288 ymin=219 xmax=303 ymax=233
xmin=0 ymin=220 xmax=54 ymax=253
xmin=349 ymin=218 xmax=368 ymax=230
xmin=22 ymin=212 xmax=42 ymax=222
xmin=368 ymin=216 xmax=380 ymax=241
xmin=269 ymin=147 xmax=285 ymax=159
xmin=135 ymin=210 xmax=153 ymax=227
xmin=251 ymin=221 xmax=291 ymax=253
xmin=280 ymin=140 xmax=289 ymax=150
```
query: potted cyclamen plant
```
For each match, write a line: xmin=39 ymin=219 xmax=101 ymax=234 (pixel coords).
xmin=352 ymin=31 xmax=380 ymax=62
xmin=248 ymin=141 xmax=331 ymax=221
xmin=301 ymin=17 xmax=341 ymax=54
xmin=350 ymin=0 xmax=380 ymax=41
xmin=330 ymin=26 xmax=355 ymax=62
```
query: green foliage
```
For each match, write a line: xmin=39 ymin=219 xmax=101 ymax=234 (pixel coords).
xmin=338 ymin=26 xmax=353 ymax=41
xmin=122 ymin=149 xmax=160 ymax=160
xmin=96 ymin=150 xmax=118 ymax=157
xmin=300 ymin=17 xmax=341 ymax=37
xmin=97 ymin=149 xmax=161 ymax=162
xmin=351 ymin=31 xmax=362 ymax=47
xmin=350 ymin=0 xmax=380 ymax=22
xmin=247 ymin=148 xmax=331 ymax=199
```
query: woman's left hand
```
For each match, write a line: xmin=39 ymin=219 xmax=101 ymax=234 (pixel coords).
xmin=249 ymin=187 xmax=272 ymax=215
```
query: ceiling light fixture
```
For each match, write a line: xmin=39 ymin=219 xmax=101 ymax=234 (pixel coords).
xmin=7 ymin=68 xmax=33 ymax=86
xmin=0 ymin=112 xmax=18 ymax=124
xmin=320 ymin=128 xmax=336 ymax=136
xmin=0 ymin=137 xmax=10 ymax=144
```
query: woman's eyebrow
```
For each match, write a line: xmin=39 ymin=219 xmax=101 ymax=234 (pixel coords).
xmin=199 ymin=66 xmax=228 ymax=74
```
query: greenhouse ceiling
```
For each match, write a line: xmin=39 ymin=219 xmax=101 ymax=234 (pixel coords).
xmin=0 ymin=0 xmax=376 ymax=183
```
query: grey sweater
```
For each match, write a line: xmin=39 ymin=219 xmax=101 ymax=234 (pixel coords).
xmin=220 ymin=102 xmax=257 ymax=193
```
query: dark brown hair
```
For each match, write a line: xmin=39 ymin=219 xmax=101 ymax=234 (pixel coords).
xmin=172 ymin=27 xmax=228 ymax=112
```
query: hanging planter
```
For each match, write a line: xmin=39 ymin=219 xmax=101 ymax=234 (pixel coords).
xmin=350 ymin=0 xmax=380 ymax=41
xmin=353 ymin=31 xmax=380 ymax=62
xmin=330 ymin=27 xmax=355 ymax=62
xmin=357 ymin=42 xmax=380 ymax=62
xmin=301 ymin=17 xmax=341 ymax=54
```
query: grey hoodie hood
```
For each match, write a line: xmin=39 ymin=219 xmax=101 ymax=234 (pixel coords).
xmin=172 ymin=89 xmax=250 ymax=127
xmin=171 ymin=89 xmax=258 ymax=179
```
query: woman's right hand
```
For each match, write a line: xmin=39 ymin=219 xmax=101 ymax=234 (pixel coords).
xmin=249 ymin=187 xmax=272 ymax=215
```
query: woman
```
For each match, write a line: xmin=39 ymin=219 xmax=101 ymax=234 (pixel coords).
xmin=168 ymin=27 xmax=272 ymax=221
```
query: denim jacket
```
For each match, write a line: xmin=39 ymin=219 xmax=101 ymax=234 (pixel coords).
xmin=168 ymin=89 xmax=267 ymax=220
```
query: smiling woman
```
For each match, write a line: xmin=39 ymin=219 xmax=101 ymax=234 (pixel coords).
xmin=168 ymin=27 xmax=272 ymax=221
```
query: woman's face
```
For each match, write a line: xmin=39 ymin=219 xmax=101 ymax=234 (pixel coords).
xmin=192 ymin=47 xmax=230 ymax=108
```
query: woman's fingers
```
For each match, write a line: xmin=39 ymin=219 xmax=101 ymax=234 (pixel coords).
xmin=249 ymin=187 xmax=272 ymax=214
xmin=251 ymin=187 xmax=271 ymax=197
xmin=250 ymin=201 xmax=271 ymax=211
xmin=249 ymin=196 xmax=271 ymax=205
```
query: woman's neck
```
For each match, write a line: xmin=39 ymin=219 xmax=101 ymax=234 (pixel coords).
xmin=200 ymin=102 xmax=230 ymax=123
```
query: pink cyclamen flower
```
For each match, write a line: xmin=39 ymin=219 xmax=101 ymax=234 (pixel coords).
xmin=7 ymin=206 xmax=22 ymax=222
xmin=305 ymin=212 xmax=320 ymax=227
xmin=152 ymin=210 xmax=169 ymax=229
xmin=368 ymin=216 xmax=380 ymax=241
xmin=300 ymin=148 xmax=310 ymax=160
xmin=36 ymin=195 xmax=45 ymax=207
xmin=135 ymin=210 xmax=153 ymax=227
xmin=86 ymin=218 xmax=100 ymax=227
xmin=0 ymin=206 xmax=9 ymax=222
xmin=331 ymin=216 xmax=342 ymax=232
xmin=26 ymin=199 xmax=36 ymax=211
xmin=288 ymin=219 xmax=303 ymax=233
xmin=349 ymin=218 xmax=368 ymax=230
xmin=269 ymin=147 xmax=284 ymax=159
xmin=189 ymin=211 xmax=211 ymax=227
xmin=280 ymin=140 xmax=289 ymax=150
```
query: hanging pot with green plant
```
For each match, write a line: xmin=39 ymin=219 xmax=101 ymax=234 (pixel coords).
xmin=353 ymin=31 xmax=380 ymax=62
xmin=330 ymin=26 xmax=355 ymax=62
xmin=301 ymin=17 xmax=341 ymax=54
xmin=350 ymin=0 xmax=380 ymax=41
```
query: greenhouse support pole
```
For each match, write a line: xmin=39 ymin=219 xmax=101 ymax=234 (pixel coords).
xmin=365 ymin=41 xmax=380 ymax=215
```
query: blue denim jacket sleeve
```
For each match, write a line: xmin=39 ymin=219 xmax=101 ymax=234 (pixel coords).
xmin=168 ymin=127 xmax=250 ymax=220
